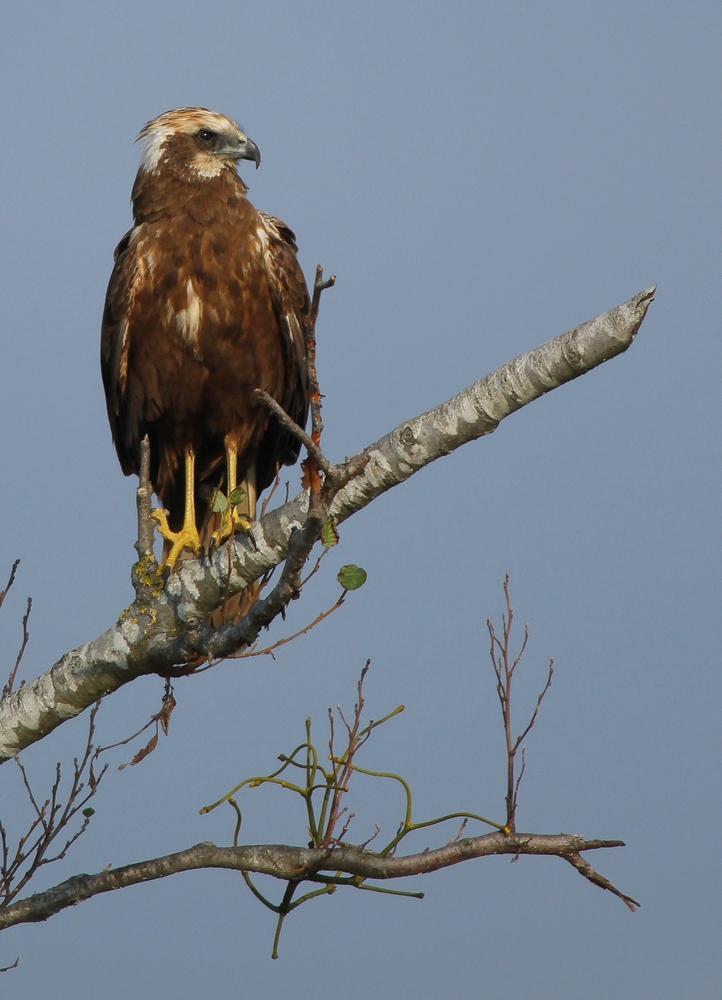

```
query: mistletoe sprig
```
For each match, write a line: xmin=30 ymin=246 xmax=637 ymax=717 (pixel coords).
xmin=201 ymin=664 xmax=505 ymax=957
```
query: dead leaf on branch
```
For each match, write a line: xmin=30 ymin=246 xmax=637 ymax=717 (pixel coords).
xmin=119 ymin=733 xmax=158 ymax=770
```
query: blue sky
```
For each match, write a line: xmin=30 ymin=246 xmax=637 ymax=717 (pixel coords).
xmin=0 ymin=2 xmax=720 ymax=997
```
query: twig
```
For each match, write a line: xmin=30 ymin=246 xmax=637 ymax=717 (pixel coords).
xmin=447 ymin=818 xmax=468 ymax=845
xmin=513 ymin=659 xmax=554 ymax=753
xmin=359 ymin=824 xmax=381 ymax=851
xmin=134 ymin=436 xmax=155 ymax=560
xmin=0 ymin=703 xmax=106 ymax=907
xmin=2 ymin=598 xmax=31 ymax=701
xmin=0 ymin=562 xmax=20 ymax=613
xmin=212 ymin=546 xmax=337 ymax=661
xmin=260 ymin=469 xmax=281 ymax=518
xmin=488 ymin=576 xmax=554 ymax=831
xmin=322 ymin=664 xmax=369 ymax=847
xmin=562 ymin=848 xmax=639 ymax=911
xmin=310 ymin=264 xmax=336 ymax=331
xmin=299 ymin=545 xmax=332 ymax=587
xmin=308 ymin=265 xmax=335 ymax=442
xmin=253 ymin=390 xmax=332 ymax=475
xmin=302 ymin=265 xmax=335 ymax=495
xmin=236 ymin=595 xmax=346 ymax=659
xmin=95 ymin=680 xmax=176 ymax=768
xmin=94 ymin=718 xmax=156 ymax=757
xmin=13 ymin=757 xmax=48 ymax=832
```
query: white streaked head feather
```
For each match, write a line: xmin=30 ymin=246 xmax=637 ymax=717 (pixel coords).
xmin=137 ymin=107 xmax=243 ymax=175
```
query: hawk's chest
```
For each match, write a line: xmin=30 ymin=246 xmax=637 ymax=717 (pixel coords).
xmin=137 ymin=212 xmax=274 ymax=363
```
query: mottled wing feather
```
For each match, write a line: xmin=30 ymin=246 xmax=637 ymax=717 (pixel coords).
xmin=256 ymin=212 xmax=310 ymax=489
xmin=100 ymin=228 xmax=141 ymax=476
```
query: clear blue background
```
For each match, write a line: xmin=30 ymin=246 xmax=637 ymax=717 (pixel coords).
xmin=0 ymin=2 xmax=719 ymax=996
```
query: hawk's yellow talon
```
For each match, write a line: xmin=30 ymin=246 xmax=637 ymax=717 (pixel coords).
xmin=209 ymin=506 xmax=253 ymax=555
xmin=151 ymin=508 xmax=202 ymax=574
xmin=149 ymin=449 xmax=203 ymax=576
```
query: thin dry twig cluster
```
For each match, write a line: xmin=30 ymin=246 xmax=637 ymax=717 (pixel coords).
xmin=487 ymin=574 xmax=554 ymax=831
xmin=0 ymin=560 xmax=30 ymax=702
xmin=94 ymin=678 xmax=177 ymax=769
xmin=0 ymin=565 xmax=109 ymax=974
xmin=0 ymin=703 xmax=107 ymax=910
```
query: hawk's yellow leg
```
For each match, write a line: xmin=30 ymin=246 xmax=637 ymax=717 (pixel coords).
xmin=151 ymin=448 xmax=203 ymax=573
xmin=209 ymin=447 xmax=254 ymax=553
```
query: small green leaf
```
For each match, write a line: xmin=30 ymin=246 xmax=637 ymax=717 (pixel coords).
xmin=228 ymin=487 xmax=247 ymax=507
xmin=337 ymin=564 xmax=367 ymax=591
xmin=82 ymin=807 xmax=95 ymax=818
xmin=211 ymin=489 xmax=228 ymax=513
xmin=322 ymin=517 xmax=339 ymax=547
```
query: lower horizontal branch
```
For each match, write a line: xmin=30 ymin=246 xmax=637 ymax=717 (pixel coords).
xmin=0 ymin=830 xmax=637 ymax=930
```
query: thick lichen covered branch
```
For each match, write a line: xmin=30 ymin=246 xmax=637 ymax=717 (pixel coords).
xmin=0 ymin=288 xmax=655 ymax=761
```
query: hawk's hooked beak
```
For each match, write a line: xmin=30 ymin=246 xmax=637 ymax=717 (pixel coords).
xmin=222 ymin=132 xmax=261 ymax=169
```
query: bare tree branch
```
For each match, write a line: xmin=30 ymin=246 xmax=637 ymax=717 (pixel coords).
xmin=134 ymin=436 xmax=155 ymax=561
xmin=302 ymin=265 xmax=335 ymax=496
xmin=488 ymin=576 xmax=554 ymax=830
xmin=2 ymin=598 xmax=31 ymax=701
xmin=0 ymin=288 xmax=655 ymax=762
xmin=0 ymin=831 xmax=637 ymax=931
xmin=235 ymin=595 xmax=346 ymax=660
xmin=0 ymin=703 xmax=106 ymax=907
xmin=253 ymin=390 xmax=332 ymax=475
xmin=0 ymin=561 xmax=20 ymax=613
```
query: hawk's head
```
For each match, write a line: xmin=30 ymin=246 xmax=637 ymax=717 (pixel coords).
xmin=137 ymin=107 xmax=261 ymax=179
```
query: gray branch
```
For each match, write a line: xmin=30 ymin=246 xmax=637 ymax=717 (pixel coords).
xmin=0 ymin=830 xmax=638 ymax=930
xmin=0 ymin=288 xmax=654 ymax=762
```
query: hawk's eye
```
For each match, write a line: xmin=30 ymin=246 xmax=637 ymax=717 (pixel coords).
xmin=197 ymin=129 xmax=217 ymax=143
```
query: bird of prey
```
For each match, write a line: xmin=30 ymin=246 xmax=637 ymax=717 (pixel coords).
xmin=101 ymin=108 xmax=310 ymax=572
